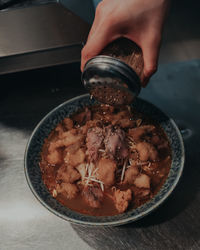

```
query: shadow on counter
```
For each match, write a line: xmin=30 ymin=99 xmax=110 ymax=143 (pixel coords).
xmin=0 ymin=62 xmax=86 ymax=132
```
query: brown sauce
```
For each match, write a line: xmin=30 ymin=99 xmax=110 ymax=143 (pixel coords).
xmin=39 ymin=104 xmax=171 ymax=216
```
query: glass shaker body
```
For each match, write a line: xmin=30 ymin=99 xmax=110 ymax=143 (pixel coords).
xmin=82 ymin=38 xmax=144 ymax=105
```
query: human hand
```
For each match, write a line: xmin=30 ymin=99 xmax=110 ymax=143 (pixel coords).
xmin=81 ymin=0 xmax=169 ymax=86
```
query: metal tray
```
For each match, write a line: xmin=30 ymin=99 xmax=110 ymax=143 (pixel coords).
xmin=0 ymin=2 xmax=91 ymax=74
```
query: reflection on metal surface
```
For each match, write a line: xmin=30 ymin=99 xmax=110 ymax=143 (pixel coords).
xmin=0 ymin=122 xmax=92 ymax=250
xmin=0 ymin=200 xmax=45 ymax=222
xmin=0 ymin=3 xmax=90 ymax=74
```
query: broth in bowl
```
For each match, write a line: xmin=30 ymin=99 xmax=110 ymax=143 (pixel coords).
xmin=39 ymin=104 xmax=171 ymax=216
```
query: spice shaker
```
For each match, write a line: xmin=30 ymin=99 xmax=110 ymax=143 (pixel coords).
xmin=82 ymin=37 xmax=144 ymax=105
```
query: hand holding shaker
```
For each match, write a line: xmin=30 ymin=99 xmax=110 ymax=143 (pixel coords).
xmin=82 ymin=38 xmax=144 ymax=105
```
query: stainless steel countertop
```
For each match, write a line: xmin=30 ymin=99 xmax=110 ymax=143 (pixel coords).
xmin=0 ymin=64 xmax=91 ymax=250
xmin=0 ymin=60 xmax=200 ymax=250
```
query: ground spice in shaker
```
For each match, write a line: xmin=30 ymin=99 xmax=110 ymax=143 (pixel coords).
xmin=82 ymin=38 xmax=144 ymax=106
xmin=101 ymin=38 xmax=144 ymax=80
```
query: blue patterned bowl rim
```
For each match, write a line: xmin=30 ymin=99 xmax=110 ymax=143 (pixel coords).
xmin=24 ymin=94 xmax=185 ymax=226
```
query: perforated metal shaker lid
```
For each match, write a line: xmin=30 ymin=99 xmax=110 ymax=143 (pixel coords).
xmin=82 ymin=55 xmax=141 ymax=106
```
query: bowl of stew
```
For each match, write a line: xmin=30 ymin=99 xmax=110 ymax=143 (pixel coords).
xmin=24 ymin=94 xmax=184 ymax=226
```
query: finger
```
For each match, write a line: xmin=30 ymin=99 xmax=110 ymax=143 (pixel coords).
xmin=140 ymin=37 xmax=161 ymax=87
xmin=122 ymin=32 xmax=157 ymax=87
xmin=81 ymin=27 xmax=119 ymax=71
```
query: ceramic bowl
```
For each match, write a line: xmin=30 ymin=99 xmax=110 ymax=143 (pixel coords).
xmin=24 ymin=94 xmax=184 ymax=226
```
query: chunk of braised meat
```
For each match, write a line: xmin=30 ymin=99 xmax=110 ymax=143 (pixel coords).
xmin=73 ymin=107 xmax=91 ymax=125
xmin=48 ymin=129 xmax=84 ymax=152
xmin=103 ymin=110 xmax=134 ymax=128
xmin=55 ymin=118 xmax=73 ymax=137
xmin=64 ymin=148 xmax=85 ymax=167
xmin=56 ymin=127 xmax=79 ymax=140
xmin=55 ymin=124 xmax=65 ymax=138
xmin=104 ymin=126 xmax=128 ymax=160
xmin=151 ymin=134 xmax=162 ymax=145
xmin=114 ymin=189 xmax=132 ymax=213
xmin=82 ymin=185 xmax=103 ymax=208
xmin=123 ymin=165 xmax=139 ymax=185
xmin=96 ymin=158 xmax=116 ymax=187
xmin=117 ymin=118 xmax=135 ymax=129
xmin=46 ymin=149 xmax=62 ymax=165
xmin=151 ymin=134 xmax=169 ymax=151
xmin=128 ymin=125 xmax=156 ymax=142
xmin=141 ymin=162 xmax=159 ymax=175
xmin=132 ymin=186 xmax=150 ymax=198
xmin=86 ymin=127 xmax=104 ymax=161
xmin=136 ymin=141 xmax=158 ymax=162
xmin=129 ymin=151 xmax=138 ymax=164
xmin=62 ymin=118 xmax=73 ymax=130
xmin=80 ymin=119 xmax=102 ymax=135
xmin=141 ymin=157 xmax=171 ymax=176
xmin=65 ymin=141 xmax=81 ymax=154
xmin=139 ymin=189 xmax=150 ymax=197
xmin=110 ymin=110 xmax=128 ymax=122
xmin=134 ymin=174 xmax=150 ymax=189
xmin=56 ymin=165 xmax=80 ymax=184
xmin=41 ymin=165 xmax=57 ymax=190
xmin=55 ymin=183 xmax=79 ymax=199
